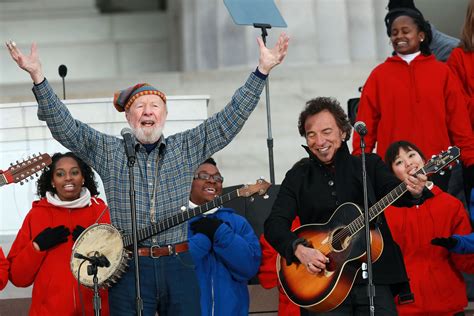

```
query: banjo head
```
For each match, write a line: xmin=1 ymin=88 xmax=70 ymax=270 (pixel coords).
xmin=70 ymin=223 xmax=130 ymax=288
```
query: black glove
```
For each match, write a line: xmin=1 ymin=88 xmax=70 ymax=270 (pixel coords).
xmin=431 ymin=237 xmax=458 ymax=250
xmin=33 ymin=225 xmax=70 ymax=251
xmin=72 ymin=225 xmax=86 ymax=242
xmin=190 ymin=217 xmax=223 ymax=242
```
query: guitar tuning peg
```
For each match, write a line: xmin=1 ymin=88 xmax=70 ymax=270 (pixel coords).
xmin=263 ymin=194 xmax=269 ymax=200
xmin=439 ymin=170 xmax=445 ymax=176
xmin=20 ymin=181 xmax=24 ymax=185
xmin=431 ymin=155 xmax=436 ymax=159
xmin=249 ymin=196 xmax=254 ymax=202
xmin=30 ymin=175 xmax=34 ymax=180
xmin=32 ymin=153 xmax=36 ymax=157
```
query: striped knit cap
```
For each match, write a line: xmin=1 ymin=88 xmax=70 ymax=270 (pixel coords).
xmin=113 ymin=83 xmax=166 ymax=112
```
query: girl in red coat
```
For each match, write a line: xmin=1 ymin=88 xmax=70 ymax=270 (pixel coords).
xmin=8 ymin=152 xmax=110 ymax=316
xmin=384 ymin=141 xmax=474 ymax=315
xmin=0 ymin=247 xmax=8 ymax=290
xmin=352 ymin=7 xmax=474 ymax=192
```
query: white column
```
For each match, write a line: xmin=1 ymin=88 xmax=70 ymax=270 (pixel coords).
xmin=216 ymin=2 xmax=248 ymax=68
xmin=314 ymin=0 xmax=350 ymax=63
xmin=277 ymin=0 xmax=319 ymax=65
xmin=346 ymin=0 xmax=378 ymax=61
xmin=373 ymin=0 xmax=392 ymax=60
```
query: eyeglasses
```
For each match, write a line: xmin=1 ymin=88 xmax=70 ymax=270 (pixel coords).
xmin=193 ymin=172 xmax=224 ymax=183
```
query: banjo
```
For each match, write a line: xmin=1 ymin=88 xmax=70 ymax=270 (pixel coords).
xmin=71 ymin=178 xmax=271 ymax=288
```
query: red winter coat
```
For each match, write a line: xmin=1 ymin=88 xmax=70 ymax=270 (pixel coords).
xmin=385 ymin=186 xmax=474 ymax=315
xmin=353 ymin=54 xmax=474 ymax=166
xmin=0 ymin=247 xmax=8 ymax=290
xmin=258 ymin=217 xmax=301 ymax=316
xmin=447 ymin=47 xmax=474 ymax=130
xmin=8 ymin=197 xmax=111 ymax=316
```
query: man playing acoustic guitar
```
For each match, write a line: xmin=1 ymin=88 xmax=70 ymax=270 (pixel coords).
xmin=264 ymin=97 xmax=428 ymax=315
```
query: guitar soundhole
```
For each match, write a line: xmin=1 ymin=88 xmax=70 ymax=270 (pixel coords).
xmin=331 ymin=227 xmax=350 ymax=252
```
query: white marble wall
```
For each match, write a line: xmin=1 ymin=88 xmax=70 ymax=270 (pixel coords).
xmin=173 ymin=0 xmax=397 ymax=71
xmin=0 ymin=0 xmax=468 ymax=85
xmin=0 ymin=7 xmax=171 ymax=84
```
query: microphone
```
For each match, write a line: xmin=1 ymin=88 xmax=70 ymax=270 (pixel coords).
xmin=58 ymin=64 xmax=67 ymax=78
xmin=74 ymin=252 xmax=110 ymax=268
xmin=58 ymin=64 xmax=67 ymax=100
xmin=121 ymin=127 xmax=137 ymax=164
xmin=354 ymin=121 xmax=368 ymax=137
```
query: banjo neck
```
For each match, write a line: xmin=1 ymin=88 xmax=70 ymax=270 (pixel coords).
xmin=121 ymin=179 xmax=271 ymax=248
xmin=122 ymin=190 xmax=239 ymax=247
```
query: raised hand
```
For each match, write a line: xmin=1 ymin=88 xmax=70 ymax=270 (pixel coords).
xmin=5 ymin=40 xmax=44 ymax=84
xmin=257 ymin=32 xmax=290 ymax=75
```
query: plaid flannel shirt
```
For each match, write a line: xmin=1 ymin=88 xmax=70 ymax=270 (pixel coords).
xmin=33 ymin=73 xmax=265 ymax=246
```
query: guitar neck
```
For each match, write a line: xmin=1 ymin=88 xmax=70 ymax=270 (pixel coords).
xmin=347 ymin=169 xmax=426 ymax=236
xmin=123 ymin=189 xmax=240 ymax=247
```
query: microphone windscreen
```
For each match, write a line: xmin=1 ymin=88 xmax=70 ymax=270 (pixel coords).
xmin=121 ymin=127 xmax=133 ymax=137
xmin=354 ymin=121 xmax=368 ymax=136
xmin=58 ymin=64 xmax=68 ymax=78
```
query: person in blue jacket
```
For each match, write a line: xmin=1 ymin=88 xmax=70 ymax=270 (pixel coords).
xmin=432 ymin=233 xmax=474 ymax=254
xmin=188 ymin=158 xmax=261 ymax=316
xmin=432 ymin=189 xmax=474 ymax=254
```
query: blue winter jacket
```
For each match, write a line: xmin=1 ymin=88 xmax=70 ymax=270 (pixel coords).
xmin=452 ymin=233 xmax=474 ymax=254
xmin=451 ymin=189 xmax=474 ymax=254
xmin=188 ymin=207 xmax=261 ymax=316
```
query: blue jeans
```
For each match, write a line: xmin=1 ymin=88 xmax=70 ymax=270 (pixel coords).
xmin=109 ymin=251 xmax=201 ymax=316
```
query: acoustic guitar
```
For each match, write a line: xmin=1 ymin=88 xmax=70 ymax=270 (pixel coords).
xmin=277 ymin=147 xmax=459 ymax=312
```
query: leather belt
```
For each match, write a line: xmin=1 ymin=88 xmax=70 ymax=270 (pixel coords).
xmin=137 ymin=242 xmax=189 ymax=258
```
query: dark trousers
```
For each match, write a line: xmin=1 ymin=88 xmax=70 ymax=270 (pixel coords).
xmin=300 ymin=284 xmax=396 ymax=316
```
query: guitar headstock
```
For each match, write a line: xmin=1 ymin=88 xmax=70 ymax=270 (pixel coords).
xmin=422 ymin=146 xmax=460 ymax=176
xmin=238 ymin=178 xmax=271 ymax=198
xmin=1 ymin=153 xmax=52 ymax=185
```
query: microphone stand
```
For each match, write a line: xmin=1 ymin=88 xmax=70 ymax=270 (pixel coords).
xmin=87 ymin=261 xmax=102 ymax=316
xmin=127 ymin=157 xmax=143 ymax=315
xmin=360 ymin=136 xmax=375 ymax=315
xmin=253 ymin=23 xmax=275 ymax=185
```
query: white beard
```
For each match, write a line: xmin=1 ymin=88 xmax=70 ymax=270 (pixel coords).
xmin=132 ymin=124 xmax=164 ymax=144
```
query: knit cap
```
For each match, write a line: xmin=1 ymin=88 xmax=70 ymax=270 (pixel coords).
xmin=113 ymin=83 xmax=166 ymax=112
